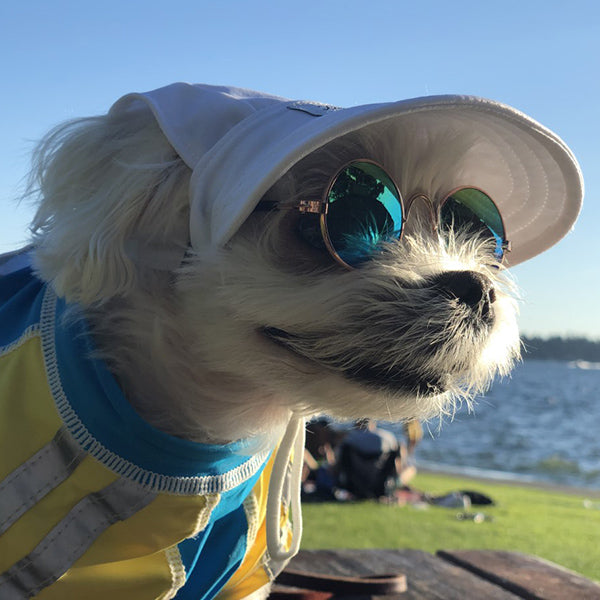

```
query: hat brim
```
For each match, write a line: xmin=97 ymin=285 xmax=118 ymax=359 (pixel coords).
xmin=189 ymin=94 xmax=583 ymax=267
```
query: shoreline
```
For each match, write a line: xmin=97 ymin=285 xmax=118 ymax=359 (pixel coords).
xmin=416 ymin=462 xmax=600 ymax=499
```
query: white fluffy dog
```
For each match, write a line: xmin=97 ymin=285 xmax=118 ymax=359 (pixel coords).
xmin=0 ymin=84 xmax=582 ymax=600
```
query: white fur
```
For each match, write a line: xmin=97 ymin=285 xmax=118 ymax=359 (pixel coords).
xmin=28 ymin=106 xmax=521 ymax=448
xmin=24 ymin=106 xmax=522 ymax=598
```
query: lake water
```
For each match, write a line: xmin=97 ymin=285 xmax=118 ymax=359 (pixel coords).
xmin=388 ymin=360 xmax=600 ymax=490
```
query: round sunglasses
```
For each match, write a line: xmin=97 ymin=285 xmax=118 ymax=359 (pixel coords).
xmin=257 ymin=160 xmax=510 ymax=269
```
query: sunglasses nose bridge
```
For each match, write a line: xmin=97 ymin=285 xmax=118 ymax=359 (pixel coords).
xmin=403 ymin=194 xmax=437 ymax=235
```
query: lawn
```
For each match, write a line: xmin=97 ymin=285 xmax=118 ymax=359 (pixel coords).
xmin=300 ymin=471 xmax=600 ymax=581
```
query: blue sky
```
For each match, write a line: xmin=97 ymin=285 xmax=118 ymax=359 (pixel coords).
xmin=1 ymin=1 xmax=598 ymax=339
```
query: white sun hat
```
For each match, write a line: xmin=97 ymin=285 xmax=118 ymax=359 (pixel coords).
xmin=111 ymin=82 xmax=583 ymax=268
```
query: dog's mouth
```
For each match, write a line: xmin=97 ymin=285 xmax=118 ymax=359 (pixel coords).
xmin=259 ymin=270 xmax=501 ymax=397
xmin=260 ymin=326 xmax=447 ymax=396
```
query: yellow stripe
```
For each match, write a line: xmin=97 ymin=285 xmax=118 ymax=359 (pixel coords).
xmin=35 ymin=551 xmax=177 ymax=600
xmin=0 ymin=427 xmax=85 ymax=536
xmin=0 ymin=336 xmax=63 ymax=480
xmin=74 ymin=492 xmax=219 ymax=566
xmin=0 ymin=456 xmax=118 ymax=573
xmin=25 ymin=488 xmax=218 ymax=598
xmin=0 ymin=455 xmax=220 ymax=578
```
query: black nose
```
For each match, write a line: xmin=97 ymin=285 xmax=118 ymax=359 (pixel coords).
xmin=431 ymin=271 xmax=496 ymax=312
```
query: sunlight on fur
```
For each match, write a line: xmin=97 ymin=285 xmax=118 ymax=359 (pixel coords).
xmin=27 ymin=107 xmax=521 ymax=447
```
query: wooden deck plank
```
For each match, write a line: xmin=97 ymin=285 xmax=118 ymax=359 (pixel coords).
xmin=281 ymin=549 xmax=521 ymax=599
xmin=437 ymin=550 xmax=600 ymax=600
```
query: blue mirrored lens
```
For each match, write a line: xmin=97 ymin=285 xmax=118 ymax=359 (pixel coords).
xmin=325 ymin=162 xmax=402 ymax=266
xmin=440 ymin=188 xmax=505 ymax=260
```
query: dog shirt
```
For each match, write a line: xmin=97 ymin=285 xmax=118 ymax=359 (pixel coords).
xmin=0 ymin=254 xmax=298 ymax=600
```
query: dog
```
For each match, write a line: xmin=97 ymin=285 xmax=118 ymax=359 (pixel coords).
xmin=0 ymin=83 xmax=583 ymax=599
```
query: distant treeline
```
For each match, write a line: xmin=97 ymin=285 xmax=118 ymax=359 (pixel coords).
xmin=521 ymin=336 xmax=600 ymax=362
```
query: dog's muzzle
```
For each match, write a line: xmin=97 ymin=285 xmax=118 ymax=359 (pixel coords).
xmin=261 ymin=270 xmax=496 ymax=396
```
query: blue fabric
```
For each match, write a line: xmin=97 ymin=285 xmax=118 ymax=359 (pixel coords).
xmin=177 ymin=503 xmax=249 ymax=600
xmin=51 ymin=292 xmax=264 ymax=480
xmin=176 ymin=465 xmax=268 ymax=599
xmin=0 ymin=267 xmax=44 ymax=347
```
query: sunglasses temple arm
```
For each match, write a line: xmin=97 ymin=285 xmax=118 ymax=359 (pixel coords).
xmin=253 ymin=200 xmax=323 ymax=214
xmin=253 ymin=200 xmax=280 ymax=212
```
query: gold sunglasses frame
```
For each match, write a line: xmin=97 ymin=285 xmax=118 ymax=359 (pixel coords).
xmin=256 ymin=159 xmax=510 ymax=270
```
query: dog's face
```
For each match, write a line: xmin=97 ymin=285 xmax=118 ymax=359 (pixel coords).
xmin=31 ymin=111 xmax=520 ymax=443
xmin=177 ymin=129 xmax=521 ymax=433
xmin=180 ymin=208 xmax=519 ymax=427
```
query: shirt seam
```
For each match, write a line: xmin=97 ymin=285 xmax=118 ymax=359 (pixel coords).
xmin=40 ymin=285 xmax=270 ymax=495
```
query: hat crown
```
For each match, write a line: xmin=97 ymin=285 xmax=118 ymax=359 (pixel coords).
xmin=111 ymin=82 xmax=291 ymax=168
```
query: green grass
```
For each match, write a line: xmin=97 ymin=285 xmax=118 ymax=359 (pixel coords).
xmin=300 ymin=471 xmax=600 ymax=581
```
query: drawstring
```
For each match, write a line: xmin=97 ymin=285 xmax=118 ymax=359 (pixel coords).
xmin=266 ymin=416 xmax=305 ymax=563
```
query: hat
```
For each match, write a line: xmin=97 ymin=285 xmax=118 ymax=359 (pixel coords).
xmin=111 ymin=82 xmax=583 ymax=268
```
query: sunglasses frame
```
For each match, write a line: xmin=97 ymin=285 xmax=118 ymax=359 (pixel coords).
xmin=437 ymin=185 xmax=511 ymax=263
xmin=297 ymin=159 xmax=404 ymax=269
xmin=256 ymin=159 xmax=511 ymax=269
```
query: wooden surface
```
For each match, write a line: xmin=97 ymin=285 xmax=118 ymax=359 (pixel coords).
xmin=438 ymin=550 xmax=600 ymax=600
xmin=273 ymin=549 xmax=600 ymax=599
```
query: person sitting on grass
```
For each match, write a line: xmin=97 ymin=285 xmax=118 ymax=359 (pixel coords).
xmin=336 ymin=419 xmax=401 ymax=500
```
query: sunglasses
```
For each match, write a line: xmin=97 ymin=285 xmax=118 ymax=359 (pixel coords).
xmin=257 ymin=160 xmax=510 ymax=269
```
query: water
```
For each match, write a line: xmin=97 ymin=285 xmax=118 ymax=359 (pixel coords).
xmin=389 ymin=360 xmax=600 ymax=490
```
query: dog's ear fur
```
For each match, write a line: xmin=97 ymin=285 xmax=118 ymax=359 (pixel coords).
xmin=28 ymin=108 xmax=191 ymax=305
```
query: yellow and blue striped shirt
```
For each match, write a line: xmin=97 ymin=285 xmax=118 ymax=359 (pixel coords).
xmin=0 ymin=254 xmax=288 ymax=599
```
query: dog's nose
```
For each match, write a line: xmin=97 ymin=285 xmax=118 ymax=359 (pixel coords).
xmin=431 ymin=271 xmax=496 ymax=312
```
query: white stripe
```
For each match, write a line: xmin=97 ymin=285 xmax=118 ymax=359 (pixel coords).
xmin=0 ymin=478 xmax=157 ymax=598
xmin=164 ymin=546 xmax=187 ymax=600
xmin=0 ymin=426 xmax=85 ymax=536
xmin=40 ymin=286 xmax=271 ymax=495
xmin=243 ymin=491 xmax=261 ymax=550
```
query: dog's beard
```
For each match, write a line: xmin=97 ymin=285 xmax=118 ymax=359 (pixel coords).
xmin=179 ymin=217 xmax=520 ymax=430
xmin=261 ymin=291 xmax=492 ymax=396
